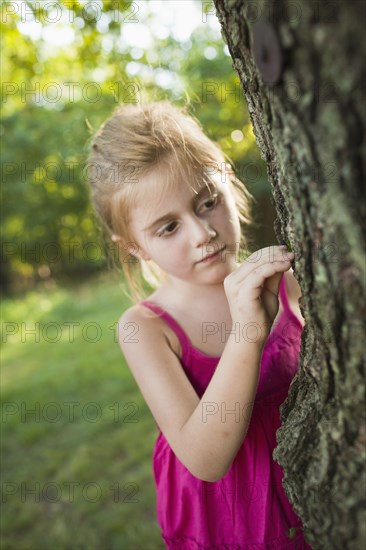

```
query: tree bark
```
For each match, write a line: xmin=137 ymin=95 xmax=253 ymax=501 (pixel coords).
xmin=213 ymin=0 xmax=366 ymax=548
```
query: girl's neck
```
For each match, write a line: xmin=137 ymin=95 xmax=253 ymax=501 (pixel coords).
xmin=156 ymin=278 xmax=228 ymax=313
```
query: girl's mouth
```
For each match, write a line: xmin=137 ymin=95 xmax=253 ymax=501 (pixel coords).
xmin=199 ymin=246 xmax=226 ymax=263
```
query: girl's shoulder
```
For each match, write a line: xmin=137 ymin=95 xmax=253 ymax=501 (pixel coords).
xmin=120 ymin=283 xmax=174 ymax=323
xmin=118 ymin=299 xmax=183 ymax=359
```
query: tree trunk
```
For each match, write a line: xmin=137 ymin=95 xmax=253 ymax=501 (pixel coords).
xmin=213 ymin=0 xmax=366 ymax=548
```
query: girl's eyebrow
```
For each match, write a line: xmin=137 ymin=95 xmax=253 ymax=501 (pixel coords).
xmin=142 ymin=183 xmax=217 ymax=232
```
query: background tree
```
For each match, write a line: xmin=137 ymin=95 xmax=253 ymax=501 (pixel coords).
xmin=1 ymin=0 xmax=277 ymax=295
xmin=213 ymin=0 xmax=365 ymax=548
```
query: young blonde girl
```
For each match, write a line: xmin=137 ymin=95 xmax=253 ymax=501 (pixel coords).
xmin=87 ymin=100 xmax=311 ymax=549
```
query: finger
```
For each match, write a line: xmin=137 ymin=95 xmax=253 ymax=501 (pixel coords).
xmin=245 ymin=246 xmax=279 ymax=264
xmin=245 ymin=261 xmax=292 ymax=301
xmin=230 ymin=247 xmax=291 ymax=284
xmin=237 ymin=250 xmax=292 ymax=286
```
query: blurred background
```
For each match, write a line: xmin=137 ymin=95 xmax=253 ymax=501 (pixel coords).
xmin=1 ymin=1 xmax=278 ymax=548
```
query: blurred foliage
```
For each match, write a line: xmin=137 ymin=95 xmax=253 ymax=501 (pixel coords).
xmin=1 ymin=0 xmax=269 ymax=295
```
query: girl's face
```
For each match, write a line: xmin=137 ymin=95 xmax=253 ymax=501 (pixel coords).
xmin=128 ymin=169 xmax=242 ymax=287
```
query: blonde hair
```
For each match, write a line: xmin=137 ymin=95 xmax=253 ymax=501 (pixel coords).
xmin=86 ymin=100 xmax=257 ymax=303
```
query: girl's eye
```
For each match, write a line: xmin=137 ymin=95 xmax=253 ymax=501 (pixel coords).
xmin=156 ymin=194 xmax=219 ymax=237
xmin=157 ymin=222 xmax=177 ymax=237
xmin=199 ymin=193 xmax=219 ymax=211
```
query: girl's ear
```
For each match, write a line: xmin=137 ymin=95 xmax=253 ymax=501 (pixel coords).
xmin=111 ymin=234 xmax=151 ymax=261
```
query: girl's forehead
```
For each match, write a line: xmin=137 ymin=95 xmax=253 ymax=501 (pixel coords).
xmin=132 ymin=167 xmax=218 ymax=208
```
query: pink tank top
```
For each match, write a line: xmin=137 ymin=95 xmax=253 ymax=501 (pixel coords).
xmin=139 ymin=275 xmax=311 ymax=549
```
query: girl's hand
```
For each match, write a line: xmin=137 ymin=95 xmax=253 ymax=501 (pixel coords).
xmin=223 ymin=246 xmax=294 ymax=345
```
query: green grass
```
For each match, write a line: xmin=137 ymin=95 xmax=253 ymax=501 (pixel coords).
xmin=1 ymin=270 xmax=165 ymax=550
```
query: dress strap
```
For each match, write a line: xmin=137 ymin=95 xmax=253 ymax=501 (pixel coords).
xmin=138 ymin=300 xmax=192 ymax=354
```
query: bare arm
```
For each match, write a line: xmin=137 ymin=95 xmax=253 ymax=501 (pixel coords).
xmin=118 ymin=307 xmax=262 ymax=483
xmin=178 ymin=332 xmax=263 ymax=481
xmin=286 ymin=267 xmax=302 ymax=301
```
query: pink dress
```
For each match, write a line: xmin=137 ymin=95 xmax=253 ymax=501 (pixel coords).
xmin=139 ymin=275 xmax=312 ymax=549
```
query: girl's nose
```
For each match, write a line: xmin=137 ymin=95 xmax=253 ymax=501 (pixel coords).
xmin=189 ymin=216 xmax=217 ymax=245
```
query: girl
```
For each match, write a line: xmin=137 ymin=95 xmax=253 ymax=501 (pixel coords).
xmin=87 ymin=100 xmax=311 ymax=549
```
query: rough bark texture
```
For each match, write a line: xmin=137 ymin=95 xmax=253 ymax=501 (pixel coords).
xmin=213 ymin=0 xmax=365 ymax=548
